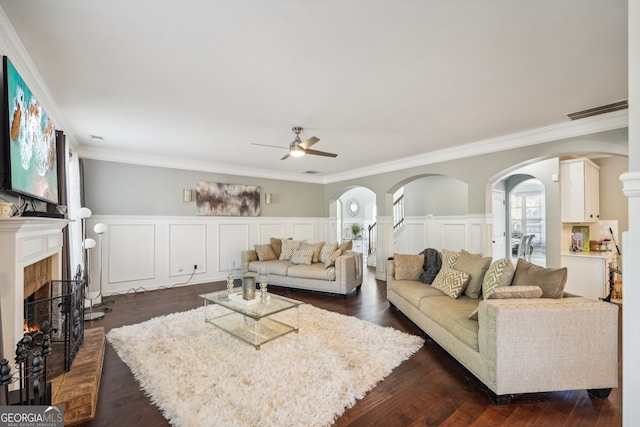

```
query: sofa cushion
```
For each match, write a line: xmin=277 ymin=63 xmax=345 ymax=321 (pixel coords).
xmin=247 ymin=260 xmax=291 ymax=276
xmin=324 ymin=248 xmax=342 ymax=268
xmin=511 ymin=259 xmax=567 ymax=298
xmin=290 ymin=248 xmax=314 ymax=265
xmin=440 ymin=249 xmax=460 ymax=268
xmin=254 ymin=244 xmax=277 ymax=261
xmin=388 ymin=281 xmax=446 ymax=308
xmin=482 ymin=258 xmax=515 ymax=299
xmin=488 ymin=285 xmax=543 ymax=299
xmin=319 ymin=241 xmax=339 ymax=264
xmin=431 ymin=266 xmax=470 ymax=299
xmin=287 ymin=263 xmax=337 ymax=281
xmin=270 ymin=237 xmax=285 ymax=259
xmin=394 ymin=253 xmax=425 ymax=281
xmin=280 ymin=239 xmax=302 ymax=261
xmin=419 ymin=295 xmax=480 ymax=351
xmin=455 ymin=249 xmax=492 ymax=299
xmin=300 ymin=242 xmax=324 ymax=263
xmin=338 ymin=240 xmax=353 ymax=252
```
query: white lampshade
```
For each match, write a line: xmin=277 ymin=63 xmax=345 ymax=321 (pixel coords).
xmin=94 ymin=223 xmax=107 ymax=234
xmin=77 ymin=207 xmax=92 ymax=219
xmin=83 ymin=238 xmax=96 ymax=249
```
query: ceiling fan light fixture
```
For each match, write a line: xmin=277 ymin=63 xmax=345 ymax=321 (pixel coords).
xmin=290 ymin=142 xmax=305 ymax=157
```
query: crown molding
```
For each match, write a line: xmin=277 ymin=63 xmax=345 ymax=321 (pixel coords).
xmin=76 ymin=146 xmax=324 ymax=183
xmin=621 ymin=171 xmax=640 ymax=198
xmin=323 ymin=109 xmax=628 ymax=183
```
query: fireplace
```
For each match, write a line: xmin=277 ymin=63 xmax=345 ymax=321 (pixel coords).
xmin=22 ymin=265 xmax=84 ymax=379
xmin=0 ymin=218 xmax=72 ymax=374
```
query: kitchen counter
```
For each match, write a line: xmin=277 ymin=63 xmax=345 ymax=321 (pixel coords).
xmin=562 ymin=250 xmax=615 ymax=259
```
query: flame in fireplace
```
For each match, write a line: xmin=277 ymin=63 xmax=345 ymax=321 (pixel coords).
xmin=23 ymin=319 xmax=40 ymax=335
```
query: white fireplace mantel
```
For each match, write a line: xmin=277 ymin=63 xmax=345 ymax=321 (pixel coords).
xmin=0 ymin=217 xmax=70 ymax=360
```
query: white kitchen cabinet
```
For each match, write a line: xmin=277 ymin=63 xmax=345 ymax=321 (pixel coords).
xmin=560 ymin=158 xmax=600 ymax=223
xmin=561 ymin=252 xmax=615 ymax=300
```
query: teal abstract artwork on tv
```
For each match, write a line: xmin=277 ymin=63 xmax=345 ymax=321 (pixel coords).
xmin=6 ymin=58 xmax=58 ymax=204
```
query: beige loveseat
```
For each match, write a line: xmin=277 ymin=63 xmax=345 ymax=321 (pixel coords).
xmin=387 ymin=250 xmax=619 ymax=403
xmin=241 ymin=239 xmax=363 ymax=297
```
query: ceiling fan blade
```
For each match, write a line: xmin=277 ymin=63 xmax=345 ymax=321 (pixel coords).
xmin=280 ymin=152 xmax=291 ymax=160
xmin=303 ymin=148 xmax=338 ymax=158
xmin=299 ymin=136 xmax=319 ymax=150
xmin=251 ymin=143 xmax=288 ymax=150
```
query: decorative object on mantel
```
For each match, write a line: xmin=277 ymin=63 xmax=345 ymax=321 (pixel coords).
xmin=106 ymin=304 xmax=423 ymax=427
xmin=0 ymin=202 xmax=13 ymax=217
xmin=196 ymin=182 xmax=261 ymax=216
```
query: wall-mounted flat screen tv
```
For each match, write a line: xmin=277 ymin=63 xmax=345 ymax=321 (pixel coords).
xmin=1 ymin=56 xmax=59 ymax=205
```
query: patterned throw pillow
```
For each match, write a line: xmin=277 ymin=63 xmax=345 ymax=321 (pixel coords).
xmin=290 ymin=249 xmax=314 ymax=265
xmin=279 ymin=239 xmax=302 ymax=261
xmin=324 ymin=248 xmax=342 ymax=268
xmin=300 ymin=242 xmax=324 ymax=263
xmin=319 ymin=242 xmax=339 ymax=264
xmin=393 ymin=253 xmax=425 ymax=281
xmin=254 ymin=244 xmax=277 ymax=261
xmin=440 ymin=249 xmax=460 ymax=268
xmin=482 ymin=258 xmax=515 ymax=299
xmin=431 ymin=266 xmax=470 ymax=299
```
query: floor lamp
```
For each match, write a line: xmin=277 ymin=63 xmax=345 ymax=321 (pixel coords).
xmin=78 ymin=207 xmax=104 ymax=321
xmin=92 ymin=223 xmax=113 ymax=311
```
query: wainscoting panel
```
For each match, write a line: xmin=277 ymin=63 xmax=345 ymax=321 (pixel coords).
xmin=218 ymin=223 xmax=249 ymax=273
xmin=468 ymin=222 xmax=484 ymax=255
xmin=107 ymin=224 xmax=156 ymax=283
xmin=169 ymin=224 xmax=206 ymax=276
xmin=404 ymin=222 xmax=427 ymax=254
xmin=441 ymin=223 xmax=466 ymax=251
xmin=291 ymin=222 xmax=316 ymax=242
xmin=258 ymin=223 xmax=286 ymax=243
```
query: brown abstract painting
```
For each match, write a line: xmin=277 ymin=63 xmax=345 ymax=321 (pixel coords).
xmin=196 ymin=182 xmax=261 ymax=216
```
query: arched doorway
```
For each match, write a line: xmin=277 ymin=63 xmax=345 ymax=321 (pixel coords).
xmin=509 ymin=178 xmax=546 ymax=266
xmin=338 ymin=187 xmax=376 ymax=267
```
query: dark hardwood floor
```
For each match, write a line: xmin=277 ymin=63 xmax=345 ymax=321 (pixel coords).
xmin=79 ymin=267 xmax=622 ymax=426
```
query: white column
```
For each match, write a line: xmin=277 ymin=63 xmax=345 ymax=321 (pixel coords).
xmin=375 ymin=216 xmax=394 ymax=280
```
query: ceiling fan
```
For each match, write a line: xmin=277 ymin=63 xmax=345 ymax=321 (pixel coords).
xmin=251 ymin=127 xmax=338 ymax=160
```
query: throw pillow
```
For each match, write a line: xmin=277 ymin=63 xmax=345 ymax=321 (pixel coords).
xmin=270 ymin=237 xmax=285 ymax=259
xmin=279 ymin=239 xmax=302 ymax=261
xmin=319 ymin=242 xmax=339 ymax=264
xmin=338 ymin=240 xmax=353 ymax=252
xmin=393 ymin=253 xmax=425 ymax=281
xmin=511 ymin=259 xmax=568 ymax=298
xmin=431 ymin=266 xmax=470 ymax=299
xmin=455 ymin=249 xmax=492 ymax=299
xmin=487 ymin=285 xmax=543 ymax=299
xmin=324 ymin=248 xmax=343 ymax=268
xmin=481 ymin=258 xmax=515 ymax=300
xmin=440 ymin=249 xmax=460 ymax=268
xmin=300 ymin=242 xmax=324 ymax=263
xmin=290 ymin=248 xmax=314 ymax=265
xmin=254 ymin=244 xmax=277 ymax=261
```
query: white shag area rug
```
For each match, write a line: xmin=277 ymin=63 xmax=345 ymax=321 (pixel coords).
xmin=106 ymin=304 xmax=424 ymax=427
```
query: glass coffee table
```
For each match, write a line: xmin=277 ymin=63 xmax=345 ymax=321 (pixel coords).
xmin=200 ymin=288 xmax=304 ymax=349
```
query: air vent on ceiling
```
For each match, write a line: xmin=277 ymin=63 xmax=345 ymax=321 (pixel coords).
xmin=303 ymin=170 xmax=320 ymax=174
xmin=90 ymin=134 xmax=107 ymax=143
xmin=566 ymin=100 xmax=628 ymax=121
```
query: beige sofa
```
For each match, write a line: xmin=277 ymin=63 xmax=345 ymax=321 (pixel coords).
xmin=241 ymin=239 xmax=363 ymax=297
xmin=386 ymin=252 xmax=619 ymax=403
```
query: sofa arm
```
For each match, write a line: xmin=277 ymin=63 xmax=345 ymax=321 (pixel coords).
xmin=335 ymin=251 xmax=363 ymax=290
xmin=240 ymin=250 xmax=257 ymax=274
xmin=478 ymin=298 xmax=619 ymax=396
xmin=386 ymin=259 xmax=396 ymax=283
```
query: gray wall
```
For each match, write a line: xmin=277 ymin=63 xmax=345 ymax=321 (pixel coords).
xmin=403 ymin=175 xmax=468 ymax=216
xmin=593 ymin=155 xmax=629 ymax=233
xmin=82 ymin=159 xmax=325 ymax=217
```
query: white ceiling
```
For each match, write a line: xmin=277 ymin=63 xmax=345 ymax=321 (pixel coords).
xmin=0 ymin=1 xmax=628 ymax=183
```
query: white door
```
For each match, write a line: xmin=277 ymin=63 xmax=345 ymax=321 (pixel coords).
xmin=492 ymin=190 xmax=506 ymax=258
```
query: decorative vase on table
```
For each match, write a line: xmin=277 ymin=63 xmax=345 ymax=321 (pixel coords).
xmin=241 ymin=274 xmax=256 ymax=300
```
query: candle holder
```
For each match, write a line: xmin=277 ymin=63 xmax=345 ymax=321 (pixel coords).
xmin=258 ymin=266 xmax=269 ymax=303
xmin=226 ymin=260 xmax=236 ymax=294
